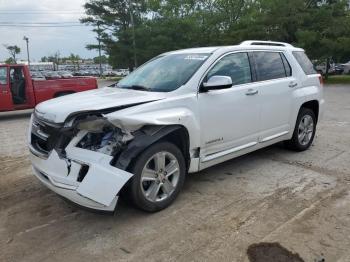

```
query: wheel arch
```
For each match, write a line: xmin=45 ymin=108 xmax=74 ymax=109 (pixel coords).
xmin=301 ymin=100 xmax=319 ymax=123
xmin=113 ymin=125 xmax=190 ymax=172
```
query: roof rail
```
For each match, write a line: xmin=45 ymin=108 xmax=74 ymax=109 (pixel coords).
xmin=240 ymin=40 xmax=293 ymax=47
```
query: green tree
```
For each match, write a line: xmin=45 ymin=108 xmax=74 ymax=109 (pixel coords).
xmin=43 ymin=51 xmax=61 ymax=70
xmin=41 ymin=56 xmax=48 ymax=62
xmin=93 ymin=55 xmax=108 ymax=64
xmin=296 ymin=0 xmax=350 ymax=62
xmin=81 ymin=0 xmax=147 ymax=70
xmin=4 ymin=57 xmax=15 ymax=64
xmin=3 ymin=45 xmax=21 ymax=63
xmin=68 ymin=53 xmax=82 ymax=70
xmin=81 ymin=0 xmax=350 ymax=72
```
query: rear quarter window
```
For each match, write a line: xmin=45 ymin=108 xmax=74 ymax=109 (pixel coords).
xmin=251 ymin=52 xmax=287 ymax=81
xmin=281 ymin=53 xmax=292 ymax=76
xmin=292 ymin=51 xmax=317 ymax=75
xmin=0 ymin=67 xmax=7 ymax=85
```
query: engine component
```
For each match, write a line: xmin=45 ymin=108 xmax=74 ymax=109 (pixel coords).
xmin=76 ymin=118 xmax=134 ymax=156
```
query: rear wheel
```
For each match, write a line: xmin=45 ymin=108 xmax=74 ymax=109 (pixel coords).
xmin=128 ymin=141 xmax=186 ymax=212
xmin=285 ymin=108 xmax=316 ymax=151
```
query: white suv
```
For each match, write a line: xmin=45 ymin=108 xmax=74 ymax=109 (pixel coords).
xmin=28 ymin=41 xmax=324 ymax=212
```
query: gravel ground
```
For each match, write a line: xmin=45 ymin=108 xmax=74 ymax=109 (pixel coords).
xmin=0 ymin=84 xmax=350 ymax=262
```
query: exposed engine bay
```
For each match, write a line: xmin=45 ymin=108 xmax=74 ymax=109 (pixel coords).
xmin=75 ymin=117 xmax=134 ymax=156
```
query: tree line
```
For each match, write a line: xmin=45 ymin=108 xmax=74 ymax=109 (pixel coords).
xmin=82 ymin=0 xmax=350 ymax=70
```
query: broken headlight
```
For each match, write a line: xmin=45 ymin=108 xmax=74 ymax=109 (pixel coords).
xmin=76 ymin=118 xmax=133 ymax=156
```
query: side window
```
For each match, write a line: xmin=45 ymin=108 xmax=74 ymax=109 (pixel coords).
xmin=292 ymin=51 xmax=317 ymax=75
xmin=10 ymin=68 xmax=25 ymax=82
xmin=281 ymin=53 xmax=292 ymax=76
xmin=207 ymin=52 xmax=252 ymax=86
xmin=0 ymin=67 xmax=7 ymax=85
xmin=252 ymin=52 xmax=287 ymax=81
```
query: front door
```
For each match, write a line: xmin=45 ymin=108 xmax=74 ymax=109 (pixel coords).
xmin=0 ymin=66 xmax=14 ymax=112
xmin=198 ymin=52 xmax=261 ymax=163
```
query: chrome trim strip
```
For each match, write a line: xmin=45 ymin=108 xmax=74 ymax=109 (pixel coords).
xmin=261 ymin=131 xmax=289 ymax=143
xmin=202 ymin=141 xmax=258 ymax=163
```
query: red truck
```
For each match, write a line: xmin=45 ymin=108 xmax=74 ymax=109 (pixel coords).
xmin=0 ymin=64 xmax=98 ymax=112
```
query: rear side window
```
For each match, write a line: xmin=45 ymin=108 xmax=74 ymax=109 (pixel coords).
xmin=207 ymin=52 xmax=252 ymax=85
xmin=0 ymin=67 xmax=7 ymax=85
xmin=292 ymin=51 xmax=317 ymax=75
xmin=252 ymin=52 xmax=287 ymax=81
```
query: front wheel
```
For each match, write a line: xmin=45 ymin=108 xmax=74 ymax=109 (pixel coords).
xmin=285 ymin=108 xmax=316 ymax=151
xmin=128 ymin=141 xmax=186 ymax=212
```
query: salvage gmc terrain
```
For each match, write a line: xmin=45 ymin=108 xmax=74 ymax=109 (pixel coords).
xmin=28 ymin=41 xmax=324 ymax=212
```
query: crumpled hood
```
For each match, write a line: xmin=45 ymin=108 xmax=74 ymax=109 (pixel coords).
xmin=35 ymin=87 xmax=167 ymax=123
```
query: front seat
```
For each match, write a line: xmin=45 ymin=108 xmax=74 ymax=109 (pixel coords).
xmin=11 ymin=71 xmax=26 ymax=104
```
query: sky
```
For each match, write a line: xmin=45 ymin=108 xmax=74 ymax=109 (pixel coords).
xmin=0 ymin=0 xmax=99 ymax=61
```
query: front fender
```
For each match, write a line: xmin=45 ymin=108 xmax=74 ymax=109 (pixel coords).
xmin=113 ymin=125 xmax=183 ymax=170
xmin=105 ymin=104 xmax=200 ymax=150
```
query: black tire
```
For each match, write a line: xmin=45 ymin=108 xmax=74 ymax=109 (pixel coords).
xmin=128 ymin=141 xmax=186 ymax=212
xmin=285 ymin=107 xmax=316 ymax=151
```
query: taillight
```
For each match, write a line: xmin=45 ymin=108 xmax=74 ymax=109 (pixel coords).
xmin=318 ymin=75 xmax=323 ymax=86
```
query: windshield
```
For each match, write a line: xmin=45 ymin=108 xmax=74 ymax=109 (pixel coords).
xmin=117 ymin=53 xmax=210 ymax=92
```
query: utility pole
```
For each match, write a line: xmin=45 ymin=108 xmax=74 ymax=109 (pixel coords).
xmin=128 ymin=0 xmax=137 ymax=69
xmin=97 ymin=23 xmax=102 ymax=77
xmin=23 ymin=36 xmax=30 ymax=69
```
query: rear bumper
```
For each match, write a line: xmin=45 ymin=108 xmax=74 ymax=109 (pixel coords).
xmin=28 ymin=115 xmax=133 ymax=212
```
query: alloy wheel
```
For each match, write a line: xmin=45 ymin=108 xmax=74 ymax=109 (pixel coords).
xmin=140 ymin=151 xmax=180 ymax=202
xmin=298 ymin=114 xmax=314 ymax=146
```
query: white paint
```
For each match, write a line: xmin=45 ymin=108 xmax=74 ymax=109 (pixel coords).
xmin=29 ymin=41 xmax=324 ymax=211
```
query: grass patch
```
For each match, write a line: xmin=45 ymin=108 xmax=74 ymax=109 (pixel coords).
xmin=324 ymin=75 xmax=350 ymax=84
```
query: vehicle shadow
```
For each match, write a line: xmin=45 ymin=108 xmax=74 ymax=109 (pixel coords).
xmin=0 ymin=109 xmax=32 ymax=121
xmin=114 ymin=142 xmax=289 ymax=216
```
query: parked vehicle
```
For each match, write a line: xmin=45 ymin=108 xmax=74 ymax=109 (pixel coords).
xmin=0 ymin=64 xmax=98 ymax=112
xmin=43 ymin=71 xmax=62 ymax=80
xmin=30 ymin=71 xmax=46 ymax=81
xmin=334 ymin=64 xmax=344 ymax=74
xmin=57 ymin=71 xmax=73 ymax=78
xmin=102 ymin=70 xmax=117 ymax=77
xmin=103 ymin=69 xmax=129 ymax=77
xmin=341 ymin=61 xmax=350 ymax=74
xmin=28 ymin=41 xmax=324 ymax=213
xmin=315 ymin=62 xmax=336 ymax=75
xmin=115 ymin=69 xmax=130 ymax=76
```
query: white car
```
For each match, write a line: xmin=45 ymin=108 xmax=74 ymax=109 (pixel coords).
xmin=315 ymin=62 xmax=335 ymax=75
xmin=28 ymin=41 xmax=324 ymax=212
xmin=341 ymin=61 xmax=350 ymax=74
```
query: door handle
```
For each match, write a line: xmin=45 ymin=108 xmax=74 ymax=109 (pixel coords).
xmin=289 ymin=82 xmax=298 ymax=88
xmin=245 ymin=88 xmax=258 ymax=96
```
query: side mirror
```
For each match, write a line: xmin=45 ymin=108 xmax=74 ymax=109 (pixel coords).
xmin=201 ymin=75 xmax=232 ymax=92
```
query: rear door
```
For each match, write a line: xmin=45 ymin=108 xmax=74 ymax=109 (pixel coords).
xmin=249 ymin=51 xmax=297 ymax=142
xmin=0 ymin=66 xmax=14 ymax=111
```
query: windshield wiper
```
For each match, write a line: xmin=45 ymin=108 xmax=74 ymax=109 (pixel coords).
xmin=118 ymin=84 xmax=150 ymax=91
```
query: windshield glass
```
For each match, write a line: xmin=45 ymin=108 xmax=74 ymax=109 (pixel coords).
xmin=117 ymin=53 xmax=210 ymax=92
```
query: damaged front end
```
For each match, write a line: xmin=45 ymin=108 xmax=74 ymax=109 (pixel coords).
xmin=28 ymin=113 xmax=137 ymax=212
